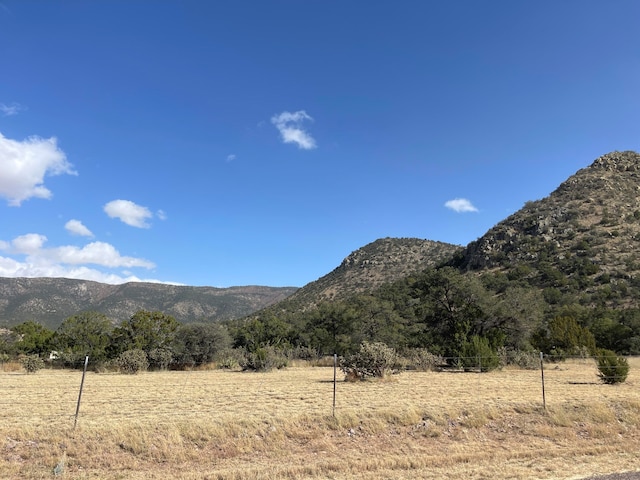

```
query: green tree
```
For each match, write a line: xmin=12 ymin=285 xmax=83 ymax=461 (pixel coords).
xmin=589 ymin=315 xmax=632 ymax=353
xmin=350 ymin=295 xmax=407 ymax=349
xmin=56 ymin=311 xmax=113 ymax=364
xmin=0 ymin=328 xmax=20 ymax=356
xmin=596 ymin=349 xmax=629 ymax=384
xmin=298 ymin=302 xmax=361 ymax=356
xmin=482 ymin=287 xmax=544 ymax=350
xmin=233 ymin=314 xmax=294 ymax=352
xmin=461 ymin=335 xmax=500 ymax=372
xmin=111 ymin=310 xmax=179 ymax=355
xmin=11 ymin=321 xmax=54 ymax=355
xmin=172 ymin=322 xmax=232 ymax=367
xmin=532 ymin=316 xmax=596 ymax=357
xmin=604 ymin=309 xmax=640 ymax=355
xmin=412 ymin=267 xmax=488 ymax=357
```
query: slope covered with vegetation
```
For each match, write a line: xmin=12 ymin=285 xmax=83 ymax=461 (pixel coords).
xmin=232 ymin=151 xmax=640 ymax=359
xmin=261 ymin=237 xmax=461 ymax=314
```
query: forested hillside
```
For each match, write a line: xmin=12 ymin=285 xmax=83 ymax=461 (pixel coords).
xmin=452 ymin=150 xmax=640 ymax=309
xmin=266 ymin=237 xmax=461 ymax=314
xmin=231 ymin=151 xmax=640 ymax=359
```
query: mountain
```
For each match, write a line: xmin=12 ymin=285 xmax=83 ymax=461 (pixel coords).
xmin=256 ymin=150 xmax=640 ymax=320
xmin=0 ymin=277 xmax=297 ymax=329
xmin=262 ymin=237 xmax=462 ymax=314
xmin=451 ymin=150 xmax=640 ymax=307
xmin=7 ymin=150 xmax=640 ymax=332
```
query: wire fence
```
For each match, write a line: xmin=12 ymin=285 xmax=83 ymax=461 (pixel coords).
xmin=1 ymin=354 xmax=637 ymax=431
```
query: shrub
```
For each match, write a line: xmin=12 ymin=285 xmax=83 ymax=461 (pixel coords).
xmin=117 ymin=349 xmax=149 ymax=374
xmin=148 ymin=347 xmax=173 ymax=370
xmin=21 ymin=355 xmax=45 ymax=373
xmin=406 ymin=348 xmax=444 ymax=371
xmin=215 ymin=348 xmax=245 ymax=370
xmin=57 ymin=351 xmax=88 ymax=369
xmin=596 ymin=349 xmax=629 ymax=384
xmin=339 ymin=342 xmax=398 ymax=380
xmin=461 ymin=336 xmax=500 ymax=372
xmin=287 ymin=345 xmax=320 ymax=361
xmin=498 ymin=348 xmax=540 ymax=370
xmin=240 ymin=346 xmax=288 ymax=372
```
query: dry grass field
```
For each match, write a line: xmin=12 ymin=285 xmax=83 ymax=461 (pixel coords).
xmin=2 ymin=358 xmax=640 ymax=479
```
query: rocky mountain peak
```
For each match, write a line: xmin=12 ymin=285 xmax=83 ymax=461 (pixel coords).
xmin=589 ymin=150 xmax=640 ymax=172
xmin=452 ymin=150 xmax=640 ymax=307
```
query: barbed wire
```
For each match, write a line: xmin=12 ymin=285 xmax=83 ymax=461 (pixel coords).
xmin=1 ymin=354 xmax=633 ymax=426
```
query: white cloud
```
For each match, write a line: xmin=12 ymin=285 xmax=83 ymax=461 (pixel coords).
xmin=156 ymin=209 xmax=167 ymax=221
xmin=445 ymin=198 xmax=479 ymax=213
xmin=11 ymin=233 xmax=47 ymax=254
xmin=65 ymin=219 xmax=94 ymax=237
xmin=104 ymin=199 xmax=153 ymax=228
xmin=2 ymin=234 xmax=154 ymax=269
xmin=226 ymin=154 xmax=236 ymax=162
xmin=0 ymin=233 xmax=160 ymax=284
xmin=271 ymin=110 xmax=317 ymax=150
xmin=53 ymin=242 xmax=155 ymax=268
xmin=0 ymin=259 xmax=155 ymax=284
xmin=0 ymin=102 xmax=24 ymax=116
xmin=0 ymin=132 xmax=76 ymax=206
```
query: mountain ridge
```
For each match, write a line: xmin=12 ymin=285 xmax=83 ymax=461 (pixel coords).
xmin=257 ymin=237 xmax=462 ymax=316
xmin=450 ymin=150 xmax=640 ymax=307
xmin=0 ymin=277 xmax=297 ymax=329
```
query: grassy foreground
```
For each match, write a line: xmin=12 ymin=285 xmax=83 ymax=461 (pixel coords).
xmin=1 ymin=358 xmax=640 ymax=479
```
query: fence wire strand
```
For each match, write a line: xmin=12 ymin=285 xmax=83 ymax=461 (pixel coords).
xmin=1 ymin=354 xmax=635 ymax=428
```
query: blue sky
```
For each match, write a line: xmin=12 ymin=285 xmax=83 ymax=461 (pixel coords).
xmin=1 ymin=1 xmax=639 ymax=287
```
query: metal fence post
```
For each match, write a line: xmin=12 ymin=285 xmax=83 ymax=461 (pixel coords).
xmin=540 ymin=352 xmax=546 ymax=410
xmin=333 ymin=354 xmax=337 ymax=417
xmin=74 ymin=356 xmax=89 ymax=429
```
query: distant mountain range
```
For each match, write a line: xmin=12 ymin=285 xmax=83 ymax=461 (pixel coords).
xmin=4 ymin=150 xmax=640 ymax=330
xmin=0 ymin=278 xmax=296 ymax=329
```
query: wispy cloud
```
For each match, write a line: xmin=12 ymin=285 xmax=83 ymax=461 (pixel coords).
xmin=2 ymin=233 xmax=154 ymax=268
xmin=445 ymin=198 xmax=478 ymax=213
xmin=0 ymin=102 xmax=24 ymax=116
xmin=271 ymin=110 xmax=317 ymax=150
xmin=65 ymin=219 xmax=94 ymax=237
xmin=0 ymin=132 xmax=76 ymax=206
xmin=104 ymin=199 xmax=154 ymax=228
xmin=0 ymin=232 xmax=158 ymax=283
xmin=226 ymin=154 xmax=236 ymax=162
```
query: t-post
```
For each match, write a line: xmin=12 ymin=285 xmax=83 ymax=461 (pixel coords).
xmin=74 ymin=355 xmax=89 ymax=429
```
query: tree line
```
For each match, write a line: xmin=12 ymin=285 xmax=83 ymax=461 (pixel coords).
xmin=1 ymin=310 xmax=232 ymax=370
xmin=230 ymin=266 xmax=640 ymax=362
xmin=3 ymin=267 xmax=640 ymax=372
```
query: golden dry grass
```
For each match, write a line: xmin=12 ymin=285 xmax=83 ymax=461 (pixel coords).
xmin=1 ymin=358 xmax=640 ymax=479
